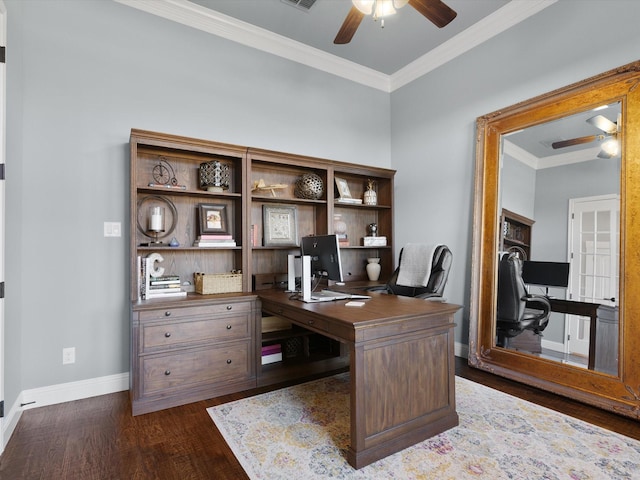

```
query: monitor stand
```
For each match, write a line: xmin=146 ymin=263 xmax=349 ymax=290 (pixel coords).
xmin=288 ymin=254 xmax=311 ymax=302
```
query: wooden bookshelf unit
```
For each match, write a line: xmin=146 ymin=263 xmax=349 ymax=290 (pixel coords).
xmin=129 ymin=129 xmax=395 ymax=415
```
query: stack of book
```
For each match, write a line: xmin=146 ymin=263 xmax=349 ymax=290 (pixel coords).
xmin=261 ymin=343 xmax=283 ymax=365
xmin=148 ymin=275 xmax=185 ymax=298
xmin=336 ymin=197 xmax=362 ymax=205
xmin=337 ymin=233 xmax=349 ymax=247
xmin=193 ymin=234 xmax=237 ymax=247
xmin=139 ymin=255 xmax=187 ymax=300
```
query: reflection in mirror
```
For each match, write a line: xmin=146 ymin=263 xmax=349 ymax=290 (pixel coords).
xmin=469 ymin=60 xmax=640 ymax=418
xmin=496 ymin=103 xmax=621 ymax=374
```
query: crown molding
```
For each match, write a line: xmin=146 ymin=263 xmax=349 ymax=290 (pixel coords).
xmin=390 ymin=0 xmax=558 ymax=91
xmin=115 ymin=0 xmax=556 ymax=92
xmin=504 ymin=139 xmax=604 ymax=170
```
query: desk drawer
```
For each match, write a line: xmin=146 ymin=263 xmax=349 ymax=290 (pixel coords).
xmin=260 ymin=300 xmax=329 ymax=333
xmin=141 ymin=341 xmax=251 ymax=396
xmin=139 ymin=301 xmax=252 ymax=322
xmin=141 ymin=314 xmax=250 ymax=353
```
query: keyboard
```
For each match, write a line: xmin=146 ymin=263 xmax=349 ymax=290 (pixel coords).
xmin=309 ymin=290 xmax=371 ymax=302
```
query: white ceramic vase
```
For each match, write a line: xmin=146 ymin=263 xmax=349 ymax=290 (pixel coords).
xmin=366 ymin=257 xmax=381 ymax=281
xmin=363 ymin=189 xmax=377 ymax=206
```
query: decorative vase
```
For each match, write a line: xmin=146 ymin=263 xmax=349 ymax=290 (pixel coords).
xmin=363 ymin=179 xmax=377 ymax=205
xmin=333 ymin=214 xmax=347 ymax=236
xmin=366 ymin=257 xmax=381 ymax=281
xmin=294 ymin=172 xmax=324 ymax=200
xmin=199 ymin=160 xmax=230 ymax=192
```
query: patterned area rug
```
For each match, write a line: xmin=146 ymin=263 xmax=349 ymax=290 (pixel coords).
xmin=207 ymin=374 xmax=640 ymax=479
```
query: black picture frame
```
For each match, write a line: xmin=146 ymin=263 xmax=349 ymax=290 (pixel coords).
xmin=198 ymin=203 xmax=228 ymax=234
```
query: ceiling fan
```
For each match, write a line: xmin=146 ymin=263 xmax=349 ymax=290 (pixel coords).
xmin=551 ymin=114 xmax=621 ymax=158
xmin=334 ymin=0 xmax=457 ymax=45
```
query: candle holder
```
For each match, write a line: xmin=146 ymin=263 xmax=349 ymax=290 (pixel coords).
xmin=136 ymin=195 xmax=178 ymax=246
xmin=148 ymin=206 xmax=165 ymax=244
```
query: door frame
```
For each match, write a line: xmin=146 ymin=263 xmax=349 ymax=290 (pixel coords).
xmin=565 ymin=193 xmax=620 ymax=357
xmin=0 ymin=0 xmax=6 ymax=454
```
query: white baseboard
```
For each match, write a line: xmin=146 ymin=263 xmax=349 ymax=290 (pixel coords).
xmin=541 ymin=338 xmax=565 ymax=353
xmin=20 ymin=372 xmax=130 ymax=410
xmin=2 ymin=372 xmax=129 ymax=453
xmin=1 ymin=344 xmax=472 ymax=452
xmin=455 ymin=341 xmax=469 ymax=359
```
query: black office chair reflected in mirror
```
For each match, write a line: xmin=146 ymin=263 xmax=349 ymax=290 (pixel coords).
xmin=496 ymin=253 xmax=551 ymax=348
xmin=369 ymin=244 xmax=452 ymax=300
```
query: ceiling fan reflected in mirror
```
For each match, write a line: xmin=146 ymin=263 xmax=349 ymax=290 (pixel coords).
xmin=551 ymin=113 xmax=621 ymax=158
xmin=334 ymin=0 xmax=457 ymax=45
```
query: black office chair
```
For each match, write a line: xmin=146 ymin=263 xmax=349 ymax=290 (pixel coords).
xmin=370 ymin=244 xmax=452 ymax=299
xmin=496 ymin=253 xmax=551 ymax=348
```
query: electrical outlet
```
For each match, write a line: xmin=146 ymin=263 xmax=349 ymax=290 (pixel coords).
xmin=104 ymin=222 xmax=122 ymax=237
xmin=62 ymin=347 xmax=75 ymax=365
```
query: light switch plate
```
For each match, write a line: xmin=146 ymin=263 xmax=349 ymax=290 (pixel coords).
xmin=104 ymin=222 xmax=121 ymax=237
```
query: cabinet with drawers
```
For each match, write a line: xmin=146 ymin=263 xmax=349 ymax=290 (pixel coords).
xmin=131 ymin=295 xmax=258 ymax=415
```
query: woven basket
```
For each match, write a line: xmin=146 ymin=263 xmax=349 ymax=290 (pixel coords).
xmin=194 ymin=272 xmax=243 ymax=294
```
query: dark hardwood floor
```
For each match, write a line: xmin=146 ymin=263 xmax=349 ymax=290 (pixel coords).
xmin=1 ymin=357 xmax=639 ymax=479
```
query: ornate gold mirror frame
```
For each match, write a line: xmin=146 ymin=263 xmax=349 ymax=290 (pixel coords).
xmin=469 ymin=60 xmax=640 ymax=418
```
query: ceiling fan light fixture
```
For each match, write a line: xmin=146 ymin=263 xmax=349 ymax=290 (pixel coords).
xmin=352 ymin=0 xmax=398 ymax=19
xmin=600 ymin=138 xmax=620 ymax=157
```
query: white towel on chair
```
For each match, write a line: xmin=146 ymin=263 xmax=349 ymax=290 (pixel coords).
xmin=396 ymin=243 xmax=438 ymax=287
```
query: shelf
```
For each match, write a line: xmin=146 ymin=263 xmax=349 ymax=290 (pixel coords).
xmin=138 ymin=186 xmax=243 ymax=199
xmin=252 ymin=195 xmax=326 ymax=205
xmin=334 ymin=202 xmax=392 ymax=209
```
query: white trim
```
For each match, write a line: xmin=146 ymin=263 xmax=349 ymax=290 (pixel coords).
xmin=390 ymin=0 xmax=558 ymax=91
xmin=455 ymin=340 xmax=469 ymax=359
xmin=2 ymin=394 xmax=23 ymax=450
xmin=1 ymin=372 xmax=129 ymax=452
xmin=2 ymin=343 xmax=470 ymax=444
xmin=0 ymin=0 xmax=6 ymax=457
xmin=503 ymin=139 xmax=539 ymax=169
xmin=114 ymin=0 xmax=557 ymax=92
xmin=21 ymin=372 xmax=129 ymax=410
xmin=505 ymin=139 xmax=604 ymax=171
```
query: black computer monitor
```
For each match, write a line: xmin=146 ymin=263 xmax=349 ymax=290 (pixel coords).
xmin=522 ymin=261 xmax=570 ymax=289
xmin=300 ymin=234 xmax=344 ymax=283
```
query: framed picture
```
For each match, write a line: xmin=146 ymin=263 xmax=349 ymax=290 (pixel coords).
xmin=334 ymin=177 xmax=352 ymax=199
xmin=263 ymin=205 xmax=298 ymax=247
xmin=198 ymin=203 xmax=229 ymax=234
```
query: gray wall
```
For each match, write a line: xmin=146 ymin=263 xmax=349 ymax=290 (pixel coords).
xmin=391 ymin=0 xmax=640 ymax=346
xmin=501 ymin=154 xmax=536 ymax=221
xmin=5 ymin=1 xmax=390 ymax=410
xmin=5 ymin=0 xmax=640 ymax=414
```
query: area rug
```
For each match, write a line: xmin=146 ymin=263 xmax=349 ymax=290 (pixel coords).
xmin=207 ymin=374 xmax=640 ymax=479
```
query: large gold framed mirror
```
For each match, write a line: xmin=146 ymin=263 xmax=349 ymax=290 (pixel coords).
xmin=469 ymin=60 xmax=640 ymax=418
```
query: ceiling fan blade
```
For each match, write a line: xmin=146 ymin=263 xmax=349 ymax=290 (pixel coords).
xmin=587 ymin=114 xmax=618 ymax=134
xmin=334 ymin=6 xmax=365 ymax=44
xmin=551 ymin=134 xmax=603 ymax=149
xmin=408 ymin=0 xmax=457 ymax=28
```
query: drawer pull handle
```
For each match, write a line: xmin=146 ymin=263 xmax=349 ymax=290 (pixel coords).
xmin=164 ymin=370 xmax=171 ymax=376
xmin=226 ymin=324 xmax=232 ymax=330
xmin=164 ymin=332 xmax=171 ymax=338
xmin=226 ymin=305 xmax=232 ymax=310
xmin=226 ymin=359 xmax=232 ymax=364
xmin=164 ymin=311 xmax=171 ymax=317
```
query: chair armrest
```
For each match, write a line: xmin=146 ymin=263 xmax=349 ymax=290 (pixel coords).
xmin=366 ymin=285 xmax=391 ymax=294
xmin=523 ymin=294 xmax=551 ymax=321
xmin=414 ymin=292 xmax=445 ymax=301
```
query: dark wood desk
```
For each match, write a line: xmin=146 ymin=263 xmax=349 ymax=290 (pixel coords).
xmin=258 ymin=290 xmax=461 ymax=469
xmin=549 ymin=299 xmax=618 ymax=373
